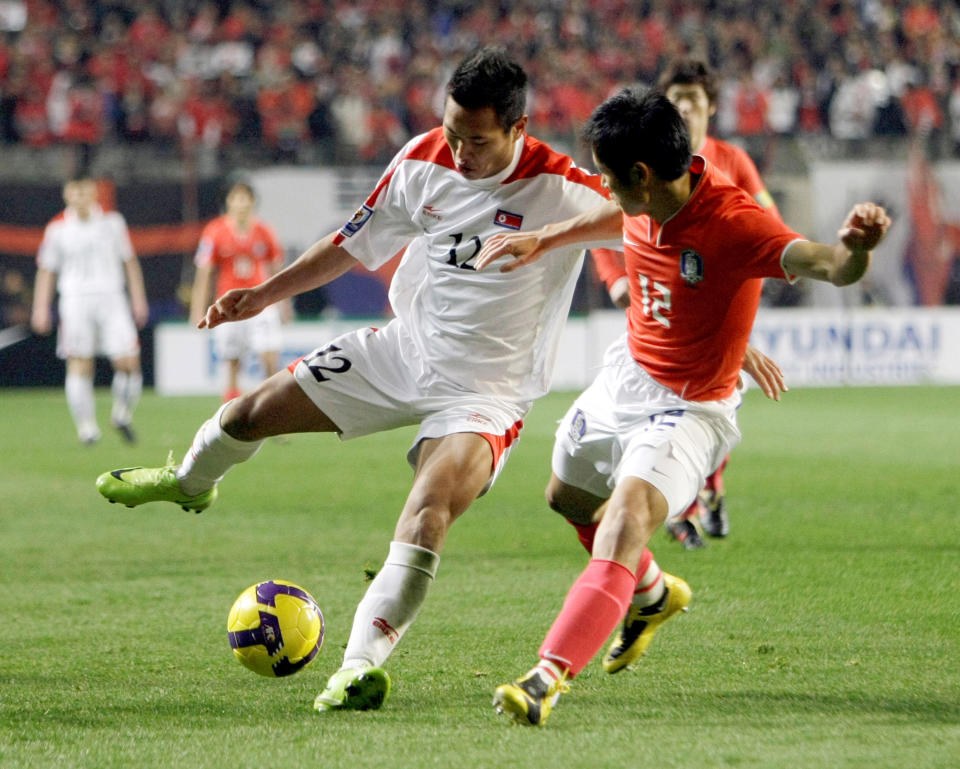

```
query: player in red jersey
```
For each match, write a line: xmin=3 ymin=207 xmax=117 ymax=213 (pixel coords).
xmin=592 ymin=59 xmax=785 ymax=548
xmin=190 ymin=181 xmax=288 ymax=402
xmin=476 ymin=89 xmax=889 ymax=725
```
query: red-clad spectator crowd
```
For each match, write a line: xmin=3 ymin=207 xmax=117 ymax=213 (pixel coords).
xmin=1 ymin=0 xmax=960 ymax=164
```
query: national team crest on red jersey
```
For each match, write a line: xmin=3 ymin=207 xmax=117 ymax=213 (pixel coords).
xmin=680 ymin=249 xmax=704 ymax=285
xmin=494 ymin=209 xmax=523 ymax=230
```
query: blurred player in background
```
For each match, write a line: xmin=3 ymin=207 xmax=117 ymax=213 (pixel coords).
xmin=475 ymin=88 xmax=889 ymax=726
xmin=190 ymin=181 xmax=288 ymax=402
xmin=96 ymin=47 xmax=688 ymax=717
xmin=31 ymin=176 xmax=148 ymax=445
xmin=592 ymin=59 xmax=784 ymax=549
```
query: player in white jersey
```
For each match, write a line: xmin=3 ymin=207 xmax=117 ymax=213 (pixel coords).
xmin=31 ymin=177 xmax=148 ymax=445
xmin=96 ymin=47 xmax=669 ymax=715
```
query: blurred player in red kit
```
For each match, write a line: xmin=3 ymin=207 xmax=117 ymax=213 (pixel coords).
xmin=190 ymin=181 xmax=289 ymax=402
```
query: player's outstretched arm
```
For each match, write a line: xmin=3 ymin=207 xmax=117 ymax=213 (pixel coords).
xmin=199 ymin=233 xmax=358 ymax=329
xmin=474 ymin=201 xmax=623 ymax=272
xmin=741 ymin=344 xmax=787 ymax=401
xmin=783 ymin=203 xmax=891 ymax=287
xmin=124 ymin=257 xmax=149 ymax=328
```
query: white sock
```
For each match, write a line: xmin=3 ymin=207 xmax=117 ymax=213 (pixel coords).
xmin=632 ymin=557 xmax=665 ymax=609
xmin=176 ymin=403 xmax=263 ymax=495
xmin=65 ymin=372 xmax=98 ymax=440
xmin=341 ymin=541 xmax=440 ymax=670
xmin=110 ymin=370 xmax=142 ymax=426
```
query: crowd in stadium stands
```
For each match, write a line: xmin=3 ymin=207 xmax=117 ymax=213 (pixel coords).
xmin=1 ymin=0 xmax=959 ymax=166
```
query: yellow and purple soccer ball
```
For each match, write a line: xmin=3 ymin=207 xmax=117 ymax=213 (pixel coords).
xmin=227 ymin=580 xmax=324 ymax=677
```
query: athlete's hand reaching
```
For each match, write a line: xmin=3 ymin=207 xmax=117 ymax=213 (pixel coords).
xmin=474 ymin=230 xmax=549 ymax=272
xmin=198 ymin=287 xmax=266 ymax=329
xmin=740 ymin=345 xmax=787 ymax=401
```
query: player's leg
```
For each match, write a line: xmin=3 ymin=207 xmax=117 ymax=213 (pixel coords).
xmin=316 ymin=432 xmax=495 ymax=712
xmin=65 ymin=356 xmax=99 ymax=444
xmin=109 ymin=353 xmax=142 ymax=443
xmin=214 ymin=321 xmax=244 ymax=402
xmin=665 ymin=496 xmax=707 ymax=549
xmin=58 ymin=295 xmax=100 ymax=444
xmin=495 ymin=392 xmax=728 ymax=724
xmin=494 ymin=476 xmax=669 ymax=725
xmin=259 ymin=349 xmax=280 ymax=379
xmin=224 ymin=358 xmax=242 ymax=402
xmin=96 ymin=368 xmax=339 ymax=511
xmin=543 ymin=388 xmax=685 ymax=669
xmin=545 ymin=471 xmax=678 ymax=658
xmin=699 ymin=454 xmax=730 ymax=537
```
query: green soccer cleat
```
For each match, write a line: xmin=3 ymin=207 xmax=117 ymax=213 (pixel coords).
xmin=493 ymin=670 xmax=569 ymax=727
xmin=602 ymin=572 xmax=692 ymax=673
xmin=313 ymin=667 xmax=391 ymax=713
xmin=95 ymin=462 xmax=217 ymax=513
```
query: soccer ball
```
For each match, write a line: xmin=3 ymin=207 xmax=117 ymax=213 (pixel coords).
xmin=227 ymin=580 xmax=324 ymax=677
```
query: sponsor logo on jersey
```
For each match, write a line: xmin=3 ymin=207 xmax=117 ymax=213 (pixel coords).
xmin=422 ymin=205 xmax=443 ymax=221
xmin=569 ymin=408 xmax=587 ymax=442
xmin=340 ymin=204 xmax=374 ymax=237
xmin=467 ymin=412 xmax=491 ymax=425
xmin=494 ymin=209 xmax=523 ymax=230
xmin=680 ymin=249 xmax=704 ymax=285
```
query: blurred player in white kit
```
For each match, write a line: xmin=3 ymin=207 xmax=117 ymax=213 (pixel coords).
xmin=31 ymin=176 xmax=148 ymax=445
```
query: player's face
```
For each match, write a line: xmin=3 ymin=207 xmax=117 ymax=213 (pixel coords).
xmin=65 ymin=180 xmax=97 ymax=218
xmin=594 ymin=153 xmax=648 ymax=217
xmin=226 ymin=186 xmax=255 ymax=218
xmin=442 ymin=97 xmax=525 ymax=180
xmin=665 ymin=83 xmax=714 ymax=151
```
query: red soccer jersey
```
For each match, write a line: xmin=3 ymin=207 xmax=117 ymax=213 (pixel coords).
xmin=592 ymin=136 xmax=778 ymax=291
xmin=195 ymin=215 xmax=283 ymax=298
xmin=622 ymin=156 xmax=803 ymax=401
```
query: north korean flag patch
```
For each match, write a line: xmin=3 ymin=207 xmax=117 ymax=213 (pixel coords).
xmin=494 ymin=209 xmax=523 ymax=230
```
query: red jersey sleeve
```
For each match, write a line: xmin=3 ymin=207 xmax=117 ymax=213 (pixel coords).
xmin=590 ymin=248 xmax=627 ymax=291
xmin=194 ymin=219 xmax=220 ymax=269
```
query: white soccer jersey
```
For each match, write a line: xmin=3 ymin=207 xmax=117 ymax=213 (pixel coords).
xmin=37 ymin=206 xmax=135 ymax=297
xmin=333 ymin=128 xmax=615 ymax=402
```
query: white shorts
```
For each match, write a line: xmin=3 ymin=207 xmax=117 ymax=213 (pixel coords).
xmin=57 ymin=293 xmax=139 ymax=360
xmin=291 ymin=319 xmax=529 ymax=493
xmin=552 ymin=335 xmax=742 ymax=517
xmin=213 ymin=305 xmax=282 ymax=360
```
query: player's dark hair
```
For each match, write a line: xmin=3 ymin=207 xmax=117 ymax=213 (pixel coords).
xmin=658 ymin=58 xmax=719 ymax=105
xmin=228 ymin=181 xmax=256 ymax=199
xmin=583 ymin=88 xmax=691 ymax=184
xmin=446 ymin=47 xmax=527 ymax=132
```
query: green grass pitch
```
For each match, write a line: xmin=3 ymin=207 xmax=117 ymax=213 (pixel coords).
xmin=1 ymin=386 xmax=958 ymax=768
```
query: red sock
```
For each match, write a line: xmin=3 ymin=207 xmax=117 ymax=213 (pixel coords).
xmin=538 ymin=559 xmax=636 ymax=677
xmin=706 ymin=456 xmax=729 ymax=494
xmin=567 ymin=520 xmax=598 ymax=554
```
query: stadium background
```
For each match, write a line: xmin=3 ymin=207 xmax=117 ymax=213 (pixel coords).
xmin=2 ymin=0 xmax=960 ymax=389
